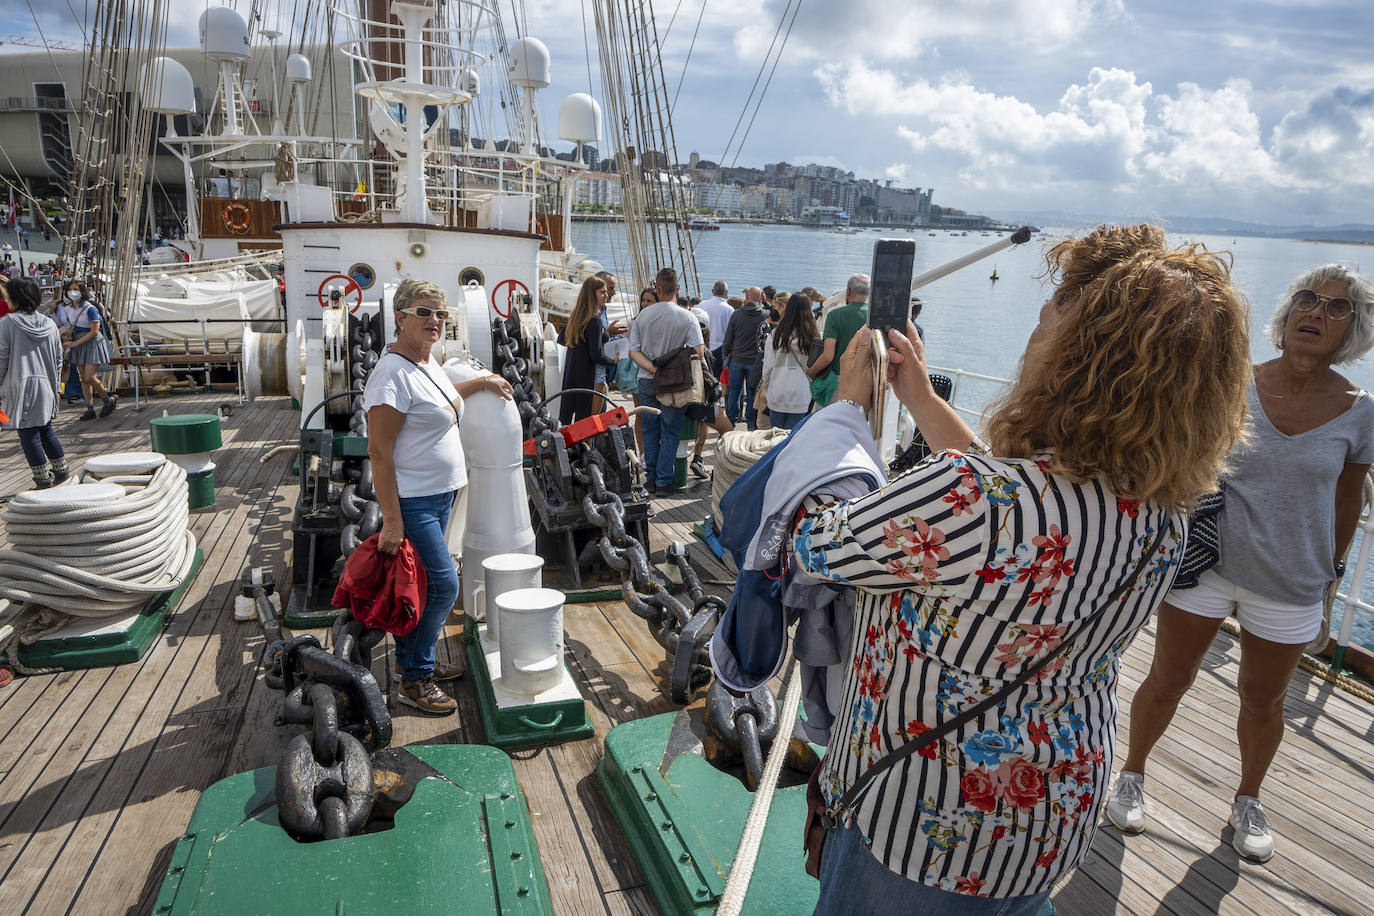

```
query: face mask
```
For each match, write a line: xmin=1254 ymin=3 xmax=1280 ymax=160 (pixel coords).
xmin=67 ymin=290 xmax=82 ymax=301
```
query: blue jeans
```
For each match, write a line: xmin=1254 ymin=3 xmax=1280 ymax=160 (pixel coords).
xmin=396 ymin=489 xmax=460 ymax=681
xmin=816 ymin=824 xmax=1052 ymax=915
xmin=637 ymin=377 xmax=685 ymax=487
xmin=17 ymin=424 xmax=64 ymax=466
xmin=726 ymin=358 xmax=760 ymax=429
xmin=771 ymin=410 xmax=807 ymax=430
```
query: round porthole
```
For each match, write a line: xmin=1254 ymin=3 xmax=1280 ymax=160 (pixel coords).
xmin=459 ymin=266 xmax=485 ymax=287
xmin=347 ymin=262 xmax=376 ymax=290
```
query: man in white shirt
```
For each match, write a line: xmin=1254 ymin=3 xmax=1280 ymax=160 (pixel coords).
xmin=698 ymin=280 xmax=733 ymax=376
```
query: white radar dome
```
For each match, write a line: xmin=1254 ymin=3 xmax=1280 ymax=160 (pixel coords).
xmin=285 ymin=53 xmax=312 ymax=84
xmin=558 ymin=93 xmax=601 ymax=144
xmin=460 ymin=68 xmax=481 ymax=97
xmin=199 ymin=7 xmax=251 ymax=61
xmin=508 ymin=37 xmax=551 ymax=89
xmin=139 ymin=57 xmax=196 ymax=114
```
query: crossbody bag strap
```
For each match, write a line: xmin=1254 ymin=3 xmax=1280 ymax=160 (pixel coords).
xmin=385 ymin=350 xmax=459 ymax=424
xmin=822 ymin=522 xmax=1170 ymax=827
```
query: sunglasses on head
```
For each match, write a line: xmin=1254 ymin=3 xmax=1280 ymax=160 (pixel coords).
xmin=400 ymin=305 xmax=450 ymax=321
xmin=1291 ymin=288 xmax=1353 ymax=321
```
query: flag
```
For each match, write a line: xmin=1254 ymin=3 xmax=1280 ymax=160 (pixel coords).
xmin=6 ymin=186 xmax=13 ymax=226
xmin=353 ymin=179 xmax=366 ymax=202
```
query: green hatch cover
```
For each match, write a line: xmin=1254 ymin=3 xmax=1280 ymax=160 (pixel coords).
xmin=153 ymin=744 xmax=554 ymax=916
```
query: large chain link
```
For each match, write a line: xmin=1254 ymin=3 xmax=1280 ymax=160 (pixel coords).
xmin=492 ymin=317 xmax=724 ymax=704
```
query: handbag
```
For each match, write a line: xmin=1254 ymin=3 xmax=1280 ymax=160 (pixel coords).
xmin=653 ymin=345 xmax=696 ymax=394
xmin=615 ymin=355 xmax=639 ymax=391
xmin=802 ymin=524 xmax=1170 ymax=878
xmin=1172 ymin=488 xmax=1223 ymax=589
xmin=659 ymin=352 xmax=705 ymax=408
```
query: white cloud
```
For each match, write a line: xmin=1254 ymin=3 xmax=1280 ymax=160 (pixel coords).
xmin=885 ymin=162 xmax=909 ymax=182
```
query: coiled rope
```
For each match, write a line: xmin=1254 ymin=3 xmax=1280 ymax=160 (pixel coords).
xmin=0 ymin=461 xmax=197 ymax=617
xmin=710 ymin=428 xmax=789 ymax=529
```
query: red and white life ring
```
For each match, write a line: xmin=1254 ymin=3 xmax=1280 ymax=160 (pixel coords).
xmin=317 ymin=274 xmax=363 ymax=313
xmin=490 ymin=278 xmax=530 ymax=320
xmin=221 ymin=202 xmax=252 ymax=235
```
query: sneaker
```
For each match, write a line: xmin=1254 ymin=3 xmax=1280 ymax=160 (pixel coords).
xmin=78 ymin=408 xmax=97 ymax=421
xmin=98 ymin=396 xmax=117 ymax=418
xmin=397 ymin=676 xmax=457 ymax=716
xmin=645 ymin=480 xmax=658 ymax=495
xmin=1229 ymin=795 xmax=1274 ymax=862
xmin=690 ymin=456 xmax=707 ymax=479
xmin=393 ymin=660 xmax=463 ymax=683
xmin=1105 ymin=771 xmax=1146 ymax=834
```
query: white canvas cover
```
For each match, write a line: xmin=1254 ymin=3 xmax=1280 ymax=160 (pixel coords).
xmin=129 ymin=278 xmax=281 ymax=342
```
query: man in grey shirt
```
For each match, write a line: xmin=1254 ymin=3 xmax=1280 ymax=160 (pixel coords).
xmin=628 ymin=266 xmax=704 ymax=492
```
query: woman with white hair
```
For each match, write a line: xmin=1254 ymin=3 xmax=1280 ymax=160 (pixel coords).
xmin=1108 ymin=263 xmax=1374 ymax=864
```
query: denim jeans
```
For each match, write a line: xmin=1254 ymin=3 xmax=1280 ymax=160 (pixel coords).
xmin=395 ymin=489 xmax=460 ymax=681
xmin=726 ymin=358 xmax=760 ymax=429
xmin=815 ymin=823 xmax=1052 ymax=915
xmin=17 ymin=424 xmax=64 ymax=466
xmin=770 ymin=410 xmax=807 ymax=430
xmin=637 ymin=377 xmax=686 ymax=487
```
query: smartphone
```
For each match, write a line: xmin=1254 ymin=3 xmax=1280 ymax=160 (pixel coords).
xmin=867 ymin=239 xmax=916 ymax=337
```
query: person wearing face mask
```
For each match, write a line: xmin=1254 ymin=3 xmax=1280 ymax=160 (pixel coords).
xmin=62 ymin=281 xmax=116 ymax=420
xmin=0 ymin=277 xmax=69 ymax=489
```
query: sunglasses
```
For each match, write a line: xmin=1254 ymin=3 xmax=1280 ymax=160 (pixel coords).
xmin=400 ymin=305 xmax=450 ymax=321
xmin=1291 ymin=288 xmax=1353 ymax=321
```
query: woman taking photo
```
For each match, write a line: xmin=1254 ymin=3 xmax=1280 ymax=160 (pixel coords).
xmin=1108 ymin=264 xmax=1374 ymax=863
xmin=0 ymin=277 xmax=69 ymax=489
xmin=793 ymin=225 xmax=1251 ymax=912
xmin=62 ymin=280 xmax=116 ymax=420
xmin=760 ymin=291 xmax=818 ymax=430
xmin=558 ymin=275 xmax=618 ymax=425
xmin=364 ymin=279 xmax=512 ymax=716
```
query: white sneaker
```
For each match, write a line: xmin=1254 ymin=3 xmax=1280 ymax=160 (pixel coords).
xmin=1105 ymin=771 xmax=1146 ymax=834
xmin=1229 ymin=795 xmax=1274 ymax=863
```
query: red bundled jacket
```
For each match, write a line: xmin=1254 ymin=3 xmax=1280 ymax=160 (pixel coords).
xmin=332 ymin=534 xmax=427 ymax=635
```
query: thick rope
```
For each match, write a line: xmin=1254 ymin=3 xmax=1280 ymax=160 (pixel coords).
xmin=718 ymin=657 xmax=803 ymax=916
xmin=0 ymin=461 xmax=196 ymax=617
xmin=710 ymin=428 xmax=789 ymax=529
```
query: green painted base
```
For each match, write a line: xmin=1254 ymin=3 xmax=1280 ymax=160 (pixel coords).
xmin=186 ymin=471 xmax=215 ymax=510
xmin=282 ymin=587 xmax=340 ymax=629
xmin=18 ymin=549 xmax=204 ymax=670
xmin=334 ymin=434 xmax=370 ymax=458
xmin=598 ymin=711 xmax=818 ymax=915
xmin=153 ymin=744 xmax=554 ymax=916
xmin=463 ymin=620 xmax=594 ymax=750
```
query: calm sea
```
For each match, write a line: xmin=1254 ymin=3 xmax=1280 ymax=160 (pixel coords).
xmin=568 ymin=219 xmax=1374 ymax=651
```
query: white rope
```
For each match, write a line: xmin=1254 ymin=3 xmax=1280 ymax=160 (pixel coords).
xmin=718 ymin=657 xmax=803 ymax=916
xmin=0 ymin=461 xmax=196 ymax=617
xmin=710 ymin=428 xmax=789 ymax=529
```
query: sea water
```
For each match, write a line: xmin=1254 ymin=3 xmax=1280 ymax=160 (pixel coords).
xmin=567 ymin=220 xmax=1374 ymax=651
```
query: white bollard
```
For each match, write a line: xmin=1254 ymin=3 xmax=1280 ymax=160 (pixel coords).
xmin=479 ymin=553 xmax=544 ymax=647
xmin=496 ymin=587 xmax=565 ymax=696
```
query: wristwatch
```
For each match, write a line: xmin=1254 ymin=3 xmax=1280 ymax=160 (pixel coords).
xmin=1334 ymin=559 xmax=1347 ymax=579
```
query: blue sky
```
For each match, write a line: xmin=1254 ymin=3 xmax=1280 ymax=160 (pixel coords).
xmin=4 ymin=0 xmax=1372 ymax=225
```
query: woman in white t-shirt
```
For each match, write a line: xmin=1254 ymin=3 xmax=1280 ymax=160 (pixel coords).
xmin=364 ymin=279 xmax=512 ymax=715
xmin=761 ymin=291 xmax=819 ymax=429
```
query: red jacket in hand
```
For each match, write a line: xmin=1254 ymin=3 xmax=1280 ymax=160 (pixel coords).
xmin=332 ymin=534 xmax=427 ymax=635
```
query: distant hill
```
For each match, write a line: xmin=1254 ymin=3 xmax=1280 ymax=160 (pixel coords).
xmin=996 ymin=210 xmax=1374 ymax=245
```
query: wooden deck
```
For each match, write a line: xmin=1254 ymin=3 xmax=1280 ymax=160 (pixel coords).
xmin=0 ymin=391 xmax=1371 ymax=914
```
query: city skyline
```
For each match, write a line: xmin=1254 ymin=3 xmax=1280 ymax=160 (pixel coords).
xmin=5 ymin=0 xmax=1371 ymax=226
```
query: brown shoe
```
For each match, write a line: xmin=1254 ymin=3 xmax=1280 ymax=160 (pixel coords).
xmin=393 ymin=660 xmax=464 ymax=683
xmin=397 ymin=676 xmax=457 ymax=716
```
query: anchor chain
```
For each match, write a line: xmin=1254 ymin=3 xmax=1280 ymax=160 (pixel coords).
xmin=339 ymin=312 xmax=384 ymax=557
xmin=492 ymin=317 xmax=724 ymax=704
xmin=705 ymin=679 xmax=780 ymax=791
xmin=245 ymin=569 xmax=391 ymax=841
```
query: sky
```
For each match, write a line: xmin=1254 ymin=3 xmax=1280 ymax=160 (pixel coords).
xmin=4 ymin=0 xmax=1373 ymax=226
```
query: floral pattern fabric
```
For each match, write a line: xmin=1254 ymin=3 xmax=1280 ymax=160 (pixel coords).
xmin=792 ymin=450 xmax=1184 ymax=899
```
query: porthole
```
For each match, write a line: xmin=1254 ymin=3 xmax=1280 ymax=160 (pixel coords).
xmin=459 ymin=266 xmax=485 ymax=287
xmin=347 ymin=262 xmax=376 ymax=290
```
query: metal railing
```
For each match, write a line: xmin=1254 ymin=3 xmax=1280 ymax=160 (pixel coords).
xmin=0 ymin=95 xmax=76 ymax=113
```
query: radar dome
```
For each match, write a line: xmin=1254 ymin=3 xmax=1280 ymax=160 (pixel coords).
xmin=508 ymin=37 xmax=551 ymax=89
xmin=285 ymin=53 xmax=312 ymax=84
xmin=558 ymin=93 xmax=601 ymax=144
xmin=140 ymin=57 xmax=196 ymax=115
xmin=199 ymin=7 xmax=250 ymax=61
xmin=460 ymin=68 xmax=481 ymax=97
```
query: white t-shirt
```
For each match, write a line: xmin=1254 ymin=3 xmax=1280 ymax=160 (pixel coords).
xmin=363 ymin=351 xmax=467 ymax=498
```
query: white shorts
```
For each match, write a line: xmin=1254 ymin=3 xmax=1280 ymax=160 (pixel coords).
xmin=1167 ymin=569 xmax=1323 ymax=645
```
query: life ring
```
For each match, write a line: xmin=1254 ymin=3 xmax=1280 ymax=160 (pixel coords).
xmin=221 ymin=202 xmax=252 ymax=235
xmin=491 ymin=278 xmax=530 ymax=319
xmin=317 ymin=274 xmax=364 ymax=313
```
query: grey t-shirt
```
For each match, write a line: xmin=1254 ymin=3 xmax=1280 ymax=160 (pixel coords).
xmin=626 ymin=300 xmax=703 ymax=362
xmin=1214 ymin=380 xmax=1374 ymax=605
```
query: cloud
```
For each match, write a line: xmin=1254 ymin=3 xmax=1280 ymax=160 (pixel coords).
xmin=1270 ymin=86 xmax=1374 ymax=189
xmin=885 ymin=163 xmax=909 ymax=182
